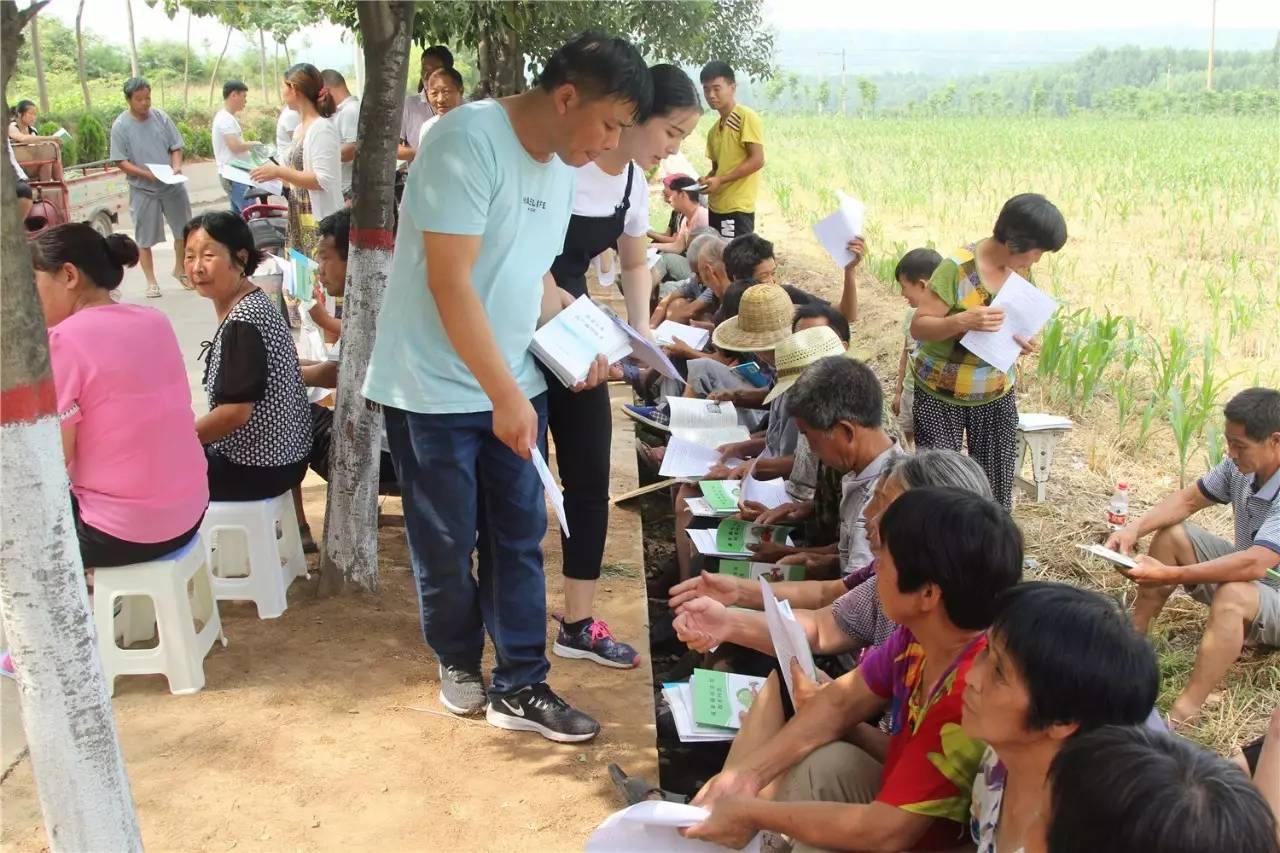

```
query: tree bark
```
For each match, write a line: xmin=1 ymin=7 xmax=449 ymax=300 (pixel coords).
xmin=475 ymin=17 xmax=524 ymax=99
xmin=317 ymin=0 xmax=415 ymax=596
xmin=207 ymin=24 xmax=233 ymax=108
xmin=272 ymin=40 xmax=280 ymax=103
xmin=29 ymin=9 xmax=47 ymax=112
xmin=258 ymin=28 xmax=268 ymax=105
xmin=183 ymin=10 xmax=191 ymax=109
xmin=75 ymin=0 xmax=91 ymax=109
xmin=124 ymin=0 xmax=139 ymax=78
xmin=0 ymin=5 xmax=141 ymax=850
xmin=284 ymin=38 xmax=292 ymax=68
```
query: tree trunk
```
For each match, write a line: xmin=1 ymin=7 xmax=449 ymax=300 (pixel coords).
xmin=29 ymin=10 xmax=47 ymax=112
xmin=183 ymin=10 xmax=191 ymax=109
xmin=284 ymin=39 xmax=292 ymax=68
xmin=475 ymin=18 xmax=524 ymax=98
xmin=273 ymin=40 xmax=280 ymax=103
xmin=0 ymin=5 xmax=141 ymax=851
xmin=124 ymin=0 xmax=139 ymax=78
xmin=317 ymin=0 xmax=415 ymax=596
xmin=75 ymin=0 xmax=91 ymax=109
xmin=207 ymin=24 xmax=233 ymax=108
xmin=258 ymin=28 xmax=268 ymax=105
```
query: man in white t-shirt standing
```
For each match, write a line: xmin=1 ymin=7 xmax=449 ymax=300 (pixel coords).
xmin=212 ymin=80 xmax=256 ymax=214
xmin=321 ymin=69 xmax=360 ymax=201
xmin=275 ymin=105 xmax=301 ymax=162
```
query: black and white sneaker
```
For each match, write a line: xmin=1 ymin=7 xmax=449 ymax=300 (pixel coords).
xmin=486 ymin=683 xmax=601 ymax=743
xmin=438 ymin=662 xmax=487 ymax=716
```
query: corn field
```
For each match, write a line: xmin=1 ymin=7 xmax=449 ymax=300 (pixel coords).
xmin=746 ymin=114 xmax=1280 ymax=473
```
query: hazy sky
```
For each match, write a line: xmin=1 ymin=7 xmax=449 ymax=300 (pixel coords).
xmin=39 ymin=0 xmax=1280 ymax=61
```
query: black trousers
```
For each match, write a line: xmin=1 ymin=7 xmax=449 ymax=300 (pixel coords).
xmin=72 ymin=493 xmax=203 ymax=569
xmin=205 ymin=447 xmax=308 ymax=502
xmin=307 ymin=403 xmax=398 ymax=486
xmin=542 ymin=366 xmax=612 ymax=581
xmin=709 ymin=211 xmax=755 ymax=240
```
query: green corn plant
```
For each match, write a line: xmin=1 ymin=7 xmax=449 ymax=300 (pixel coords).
xmin=1167 ymin=384 xmax=1201 ymax=487
xmin=1076 ymin=311 xmax=1123 ymax=407
xmin=1135 ymin=397 xmax=1160 ymax=453
xmin=1111 ymin=376 xmax=1138 ymax=434
xmin=1145 ymin=327 xmax=1196 ymax=403
xmin=1202 ymin=420 xmax=1226 ymax=469
xmin=1037 ymin=313 xmax=1068 ymax=379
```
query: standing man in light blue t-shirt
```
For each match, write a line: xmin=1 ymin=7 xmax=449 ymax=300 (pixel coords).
xmin=363 ymin=32 xmax=652 ymax=744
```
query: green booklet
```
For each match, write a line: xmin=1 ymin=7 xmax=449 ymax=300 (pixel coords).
xmin=691 ymin=668 xmax=767 ymax=730
xmin=227 ymin=145 xmax=274 ymax=171
xmin=699 ymin=480 xmax=742 ymax=512
xmin=719 ymin=560 xmax=805 ymax=583
xmin=715 ymin=519 xmax=792 ymax=554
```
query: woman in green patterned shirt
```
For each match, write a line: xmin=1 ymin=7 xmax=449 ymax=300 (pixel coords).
xmin=909 ymin=194 xmax=1067 ymax=508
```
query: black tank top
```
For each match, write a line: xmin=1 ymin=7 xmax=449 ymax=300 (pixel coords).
xmin=548 ymin=162 xmax=635 ymax=298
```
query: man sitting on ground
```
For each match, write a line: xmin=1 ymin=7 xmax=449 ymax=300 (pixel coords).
xmin=649 ymin=232 xmax=727 ymax=328
xmin=1108 ymin=386 xmax=1280 ymax=727
xmin=684 ymin=486 xmax=1024 ymax=851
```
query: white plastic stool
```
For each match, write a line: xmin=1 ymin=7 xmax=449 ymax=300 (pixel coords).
xmin=200 ymin=491 xmax=307 ymax=619
xmin=1015 ymin=413 xmax=1074 ymax=503
xmin=92 ymin=534 xmax=224 ymax=696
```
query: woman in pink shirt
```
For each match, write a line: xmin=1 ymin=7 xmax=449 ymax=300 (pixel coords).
xmin=31 ymin=223 xmax=208 ymax=567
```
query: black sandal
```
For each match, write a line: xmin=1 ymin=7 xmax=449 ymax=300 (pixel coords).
xmin=607 ymin=763 xmax=687 ymax=806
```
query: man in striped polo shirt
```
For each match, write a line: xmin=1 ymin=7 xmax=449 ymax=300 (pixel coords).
xmin=1108 ymin=387 xmax=1280 ymax=727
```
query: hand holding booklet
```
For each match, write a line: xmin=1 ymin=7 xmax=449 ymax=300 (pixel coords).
xmin=532 ymin=296 xmax=681 ymax=387
xmin=760 ymin=578 xmax=818 ymax=703
xmin=1078 ymin=543 xmax=1135 ymax=570
xmin=687 ymin=519 xmax=793 ymax=558
xmin=146 ymin=163 xmax=188 ymax=185
xmin=959 ymin=271 xmax=1058 ymax=373
xmin=587 ymin=800 xmax=763 ymax=852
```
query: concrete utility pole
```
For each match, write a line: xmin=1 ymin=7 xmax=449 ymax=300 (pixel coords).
xmin=1206 ymin=0 xmax=1217 ymax=90
xmin=0 ymin=4 xmax=142 ymax=851
xmin=840 ymin=48 xmax=847 ymax=115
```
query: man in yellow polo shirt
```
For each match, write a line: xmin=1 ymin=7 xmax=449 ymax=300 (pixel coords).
xmin=698 ymin=61 xmax=765 ymax=240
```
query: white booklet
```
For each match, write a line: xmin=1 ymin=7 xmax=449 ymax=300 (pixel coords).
xmin=740 ymin=464 xmax=789 ymax=509
xmin=531 ymin=295 xmax=633 ymax=387
xmin=613 ymin=318 xmax=683 ymax=382
xmin=146 ymin=163 xmax=189 ymax=185
xmin=218 ymin=163 xmax=283 ymax=195
xmin=587 ymin=799 xmax=762 ymax=852
xmin=760 ymin=578 xmax=818 ymax=703
xmin=1019 ymin=413 xmax=1074 ymax=432
xmin=659 ymin=436 xmax=735 ymax=479
xmin=655 ymin=320 xmax=710 ymax=351
xmin=1078 ymin=543 xmax=1135 ymax=570
xmin=811 ymin=191 xmax=865 ymax=268
xmin=959 ymin=271 xmax=1058 ymax=373
xmin=665 ymin=397 xmax=750 ymax=449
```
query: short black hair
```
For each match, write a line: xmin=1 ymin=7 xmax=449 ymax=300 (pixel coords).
xmin=789 ymin=356 xmax=883 ymax=430
xmin=320 ymin=69 xmax=347 ymax=88
xmin=722 ymin=233 xmax=774 ymax=282
xmin=427 ymin=67 xmax=464 ymax=91
xmin=1048 ymin=726 xmax=1280 ymax=853
xmin=880 ymin=487 xmax=1024 ymax=630
xmin=537 ymin=31 xmax=653 ymax=120
xmin=123 ymin=77 xmax=150 ymax=98
xmin=713 ymin=281 xmax=815 ymax=326
xmin=993 ymin=192 xmax=1067 ymax=254
xmin=991 ymin=582 xmax=1158 ymax=732
xmin=646 ymin=63 xmax=701 ymax=121
xmin=31 ymin=223 xmax=140 ymax=291
xmin=316 ymin=209 xmax=351 ymax=261
xmin=1224 ymin=387 xmax=1280 ymax=442
xmin=668 ymin=175 xmax=700 ymax=202
xmin=792 ymin=303 xmax=851 ymax=343
xmin=13 ymin=99 xmax=35 ymax=117
xmin=222 ymin=80 xmax=248 ymax=100
xmin=182 ymin=211 xmax=263 ymax=277
xmin=700 ymin=61 xmax=736 ymax=85
xmin=422 ymin=45 xmax=454 ymax=69
xmin=894 ymin=247 xmax=943 ymax=284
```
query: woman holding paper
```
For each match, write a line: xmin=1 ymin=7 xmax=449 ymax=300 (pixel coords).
xmin=186 ymin=212 xmax=311 ymax=502
xmin=542 ymin=64 xmax=702 ymax=670
xmin=8 ymin=99 xmax=60 ymax=180
xmin=909 ymin=193 xmax=1067 ymax=509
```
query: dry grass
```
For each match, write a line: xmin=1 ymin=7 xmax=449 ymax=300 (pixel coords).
xmin=698 ymin=129 xmax=1280 ymax=753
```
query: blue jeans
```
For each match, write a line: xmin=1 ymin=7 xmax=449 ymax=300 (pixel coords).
xmin=384 ymin=397 xmax=550 ymax=697
xmin=220 ymin=176 xmax=250 ymax=215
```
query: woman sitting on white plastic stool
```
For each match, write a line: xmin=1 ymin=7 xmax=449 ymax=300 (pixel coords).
xmin=30 ymin=223 xmax=208 ymax=567
xmin=186 ymin=211 xmax=312 ymax=503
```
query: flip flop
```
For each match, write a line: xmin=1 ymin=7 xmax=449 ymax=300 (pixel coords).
xmin=607 ymin=764 xmax=685 ymax=806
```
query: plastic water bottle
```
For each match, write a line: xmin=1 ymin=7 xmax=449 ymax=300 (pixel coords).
xmin=1107 ymin=483 xmax=1129 ymax=529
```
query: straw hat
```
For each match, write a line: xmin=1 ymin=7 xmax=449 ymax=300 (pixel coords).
xmin=763 ymin=325 xmax=847 ymax=403
xmin=711 ymin=284 xmax=796 ymax=353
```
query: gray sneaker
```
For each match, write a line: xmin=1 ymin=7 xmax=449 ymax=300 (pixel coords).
xmin=438 ymin=662 xmax=486 ymax=715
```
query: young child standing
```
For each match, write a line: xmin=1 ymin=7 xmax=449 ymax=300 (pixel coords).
xmin=891 ymin=249 xmax=943 ymax=447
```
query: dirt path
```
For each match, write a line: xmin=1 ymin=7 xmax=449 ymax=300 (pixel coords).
xmin=1 ymin=385 xmax=654 ymax=850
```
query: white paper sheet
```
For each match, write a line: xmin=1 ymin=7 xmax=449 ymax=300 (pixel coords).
xmin=615 ymin=318 xmax=683 ymax=382
xmin=586 ymin=799 xmax=762 ymax=852
xmin=1078 ymin=543 xmax=1136 ymax=569
xmin=811 ymin=191 xmax=865 ymax=268
xmin=146 ymin=163 xmax=189 ymax=185
xmin=740 ymin=467 xmax=789 ymax=510
xmin=958 ymin=271 xmax=1058 ymax=374
xmin=531 ymin=447 xmax=570 ymax=538
xmin=646 ymin=247 xmax=663 ymax=269
xmin=665 ymin=398 xmax=750 ymax=448
xmin=760 ymin=579 xmax=818 ymax=703
xmin=218 ymin=163 xmax=284 ymax=196
xmin=1018 ymin=413 xmax=1074 ymax=432
xmin=659 ymin=437 xmax=725 ymax=479
xmin=655 ymin=320 xmax=710 ymax=351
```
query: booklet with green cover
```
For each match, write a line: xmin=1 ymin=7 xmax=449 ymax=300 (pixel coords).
xmin=699 ymin=480 xmax=742 ymax=512
xmin=715 ymin=519 xmax=793 ymax=554
xmin=718 ymin=560 xmax=805 ymax=583
xmin=691 ymin=668 xmax=767 ymax=730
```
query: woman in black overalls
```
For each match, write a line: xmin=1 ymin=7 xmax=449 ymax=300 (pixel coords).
xmin=542 ymin=65 xmax=703 ymax=669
